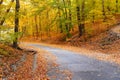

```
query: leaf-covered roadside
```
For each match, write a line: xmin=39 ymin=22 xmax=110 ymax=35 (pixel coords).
xmin=0 ymin=43 xmax=23 ymax=79
xmin=0 ymin=44 xmax=48 ymax=80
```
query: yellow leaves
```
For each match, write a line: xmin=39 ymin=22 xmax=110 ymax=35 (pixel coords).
xmin=89 ymin=10 xmax=102 ymax=15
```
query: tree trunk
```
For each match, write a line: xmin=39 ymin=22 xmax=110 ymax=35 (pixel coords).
xmin=76 ymin=0 xmax=85 ymax=37
xmin=63 ymin=0 xmax=71 ymax=38
xmin=13 ymin=0 xmax=20 ymax=48
xmin=92 ymin=0 xmax=95 ymax=23
xmin=68 ymin=0 xmax=72 ymax=31
xmin=46 ymin=10 xmax=51 ymax=38
xmin=76 ymin=0 xmax=82 ymax=37
xmin=81 ymin=0 xmax=85 ymax=34
xmin=102 ymin=0 xmax=106 ymax=22
xmin=0 ymin=0 xmax=14 ymax=25
xmin=39 ymin=15 xmax=42 ymax=40
xmin=116 ymin=0 xmax=119 ymax=12
xmin=57 ymin=0 xmax=63 ymax=33
xmin=0 ymin=0 xmax=3 ymax=5
xmin=34 ymin=15 xmax=39 ymax=39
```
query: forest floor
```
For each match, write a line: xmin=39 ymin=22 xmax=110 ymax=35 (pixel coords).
xmin=0 ymin=44 xmax=48 ymax=80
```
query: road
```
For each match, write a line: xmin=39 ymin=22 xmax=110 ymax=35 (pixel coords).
xmin=28 ymin=43 xmax=120 ymax=80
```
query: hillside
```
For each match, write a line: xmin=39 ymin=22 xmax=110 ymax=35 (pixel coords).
xmin=0 ymin=44 xmax=48 ymax=80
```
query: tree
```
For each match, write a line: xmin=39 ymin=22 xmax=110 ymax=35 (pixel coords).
xmin=68 ymin=0 xmax=73 ymax=31
xmin=116 ymin=0 xmax=119 ymax=12
xmin=81 ymin=0 xmax=85 ymax=35
xmin=13 ymin=0 xmax=20 ymax=48
xmin=0 ymin=0 xmax=14 ymax=25
xmin=57 ymin=0 xmax=63 ymax=33
xmin=62 ymin=0 xmax=71 ymax=38
xmin=1 ymin=0 xmax=118 ymax=43
xmin=92 ymin=0 xmax=95 ymax=23
xmin=102 ymin=0 xmax=106 ymax=22
xmin=76 ymin=0 xmax=85 ymax=37
xmin=34 ymin=15 xmax=39 ymax=39
xmin=0 ymin=0 xmax=3 ymax=5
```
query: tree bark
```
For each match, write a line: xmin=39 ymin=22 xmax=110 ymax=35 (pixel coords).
xmin=81 ymin=0 xmax=85 ymax=34
xmin=39 ymin=15 xmax=42 ymax=40
xmin=13 ymin=0 xmax=20 ymax=48
xmin=68 ymin=0 xmax=72 ymax=31
xmin=0 ymin=0 xmax=3 ymax=5
xmin=116 ymin=0 xmax=118 ymax=12
xmin=92 ymin=0 xmax=95 ymax=23
xmin=102 ymin=0 xmax=106 ymax=22
xmin=63 ymin=0 xmax=71 ymax=38
xmin=76 ymin=0 xmax=85 ymax=37
xmin=76 ymin=0 xmax=82 ymax=36
xmin=35 ymin=15 xmax=39 ymax=39
xmin=57 ymin=0 xmax=63 ymax=33
xmin=0 ymin=0 xmax=14 ymax=25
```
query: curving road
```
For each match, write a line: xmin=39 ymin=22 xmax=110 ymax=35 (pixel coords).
xmin=28 ymin=43 xmax=120 ymax=80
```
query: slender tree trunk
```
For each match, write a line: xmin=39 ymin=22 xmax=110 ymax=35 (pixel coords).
xmin=106 ymin=0 xmax=112 ymax=16
xmin=0 ymin=0 xmax=14 ymax=25
xmin=63 ymin=0 xmax=71 ymax=38
xmin=107 ymin=6 xmax=111 ymax=12
xmin=57 ymin=0 xmax=63 ymax=33
xmin=34 ymin=15 xmax=39 ymax=39
xmin=102 ymin=0 xmax=106 ymax=22
xmin=81 ymin=0 xmax=85 ymax=34
xmin=39 ymin=15 xmax=42 ymax=40
xmin=116 ymin=0 xmax=119 ymax=12
xmin=0 ymin=0 xmax=3 ymax=28
xmin=76 ymin=0 xmax=82 ymax=37
xmin=58 ymin=8 xmax=63 ymax=33
xmin=46 ymin=10 xmax=51 ymax=38
xmin=32 ymin=18 xmax=35 ymax=38
xmin=0 ymin=0 xmax=3 ymax=5
xmin=76 ymin=0 xmax=85 ymax=37
xmin=68 ymin=0 xmax=72 ymax=31
xmin=13 ymin=0 xmax=20 ymax=48
xmin=92 ymin=0 xmax=95 ymax=23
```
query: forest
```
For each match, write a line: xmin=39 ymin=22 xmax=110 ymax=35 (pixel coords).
xmin=0 ymin=0 xmax=120 ymax=45
xmin=0 ymin=0 xmax=120 ymax=80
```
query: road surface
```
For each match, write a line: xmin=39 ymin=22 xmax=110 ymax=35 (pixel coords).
xmin=28 ymin=43 xmax=120 ymax=80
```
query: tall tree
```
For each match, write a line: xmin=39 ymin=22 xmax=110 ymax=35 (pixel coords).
xmin=57 ymin=0 xmax=63 ymax=33
xmin=13 ymin=0 xmax=20 ymax=48
xmin=76 ymin=0 xmax=81 ymax=37
xmin=68 ymin=0 xmax=72 ymax=31
xmin=116 ymin=0 xmax=119 ymax=12
xmin=81 ymin=0 xmax=85 ymax=35
xmin=76 ymin=0 xmax=85 ymax=37
xmin=62 ymin=0 xmax=70 ymax=37
xmin=34 ymin=15 xmax=39 ymax=39
xmin=0 ymin=0 xmax=14 ymax=25
xmin=92 ymin=0 xmax=95 ymax=23
xmin=102 ymin=0 xmax=106 ymax=22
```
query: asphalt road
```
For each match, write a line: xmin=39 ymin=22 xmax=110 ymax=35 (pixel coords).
xmin=28 ymin=43 xmax=120 ymax=80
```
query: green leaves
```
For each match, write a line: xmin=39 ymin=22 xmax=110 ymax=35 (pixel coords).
xmin=0 ymin=28 xmax=22 ymax=44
